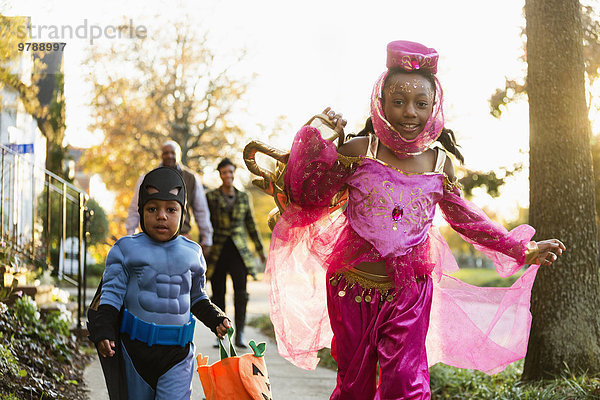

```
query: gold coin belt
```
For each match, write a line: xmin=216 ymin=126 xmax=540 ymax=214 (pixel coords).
xmin=329 ymin=269 xmax=396 ymax=304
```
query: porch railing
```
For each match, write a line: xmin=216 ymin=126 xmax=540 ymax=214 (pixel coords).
xmin=0 ymin=143 xmax=89 ymax=327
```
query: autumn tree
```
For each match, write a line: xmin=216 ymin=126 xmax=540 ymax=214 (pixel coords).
xmin=0 ymin=16 xmax=43 ymax=121
xmin=523 ymin=0 xmax=600 ymax=378
xmin=81 ymin=21 xmax=253 ymax=231
xmin=0 ymin=15 xmax=67 ymax=176
xmin=490 ymin=3 xmax=600 ymax=117
xmin=490 ymin=4 xmax=600 ymax=225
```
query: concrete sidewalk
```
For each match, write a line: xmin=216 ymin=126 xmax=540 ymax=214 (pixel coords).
xmin=83 ymin=278 xmax=336 ymax=399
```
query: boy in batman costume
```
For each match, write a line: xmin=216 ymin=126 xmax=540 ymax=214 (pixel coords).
xmin=87 ymin=167 xmax=230 ymax=399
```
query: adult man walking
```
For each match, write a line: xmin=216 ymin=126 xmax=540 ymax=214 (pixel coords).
xmin=125 ymin=140 xmax=213 ymax=248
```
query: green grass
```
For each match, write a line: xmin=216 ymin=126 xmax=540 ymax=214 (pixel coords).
xmin=0 ymin=394 xmax=20 ymax=400
xmin=430 ymin=361 xmax=600 ymax=399
xmin=450 ymin=267 xmax=524 ymax=287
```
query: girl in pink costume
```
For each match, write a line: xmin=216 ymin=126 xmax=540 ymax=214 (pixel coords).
xmin=265 ymin=40 xmax=565 ymax=399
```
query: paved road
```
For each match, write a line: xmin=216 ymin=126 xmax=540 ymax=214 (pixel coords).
xmin=83 ymin=278 xmax=336 ymax=399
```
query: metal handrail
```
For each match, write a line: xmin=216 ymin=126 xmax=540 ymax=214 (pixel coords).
xmin=0 ymin=143 xmax=90 ymax=327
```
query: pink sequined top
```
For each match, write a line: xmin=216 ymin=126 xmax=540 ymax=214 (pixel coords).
xmin=346 ymin=158 xmax=444 ymax=258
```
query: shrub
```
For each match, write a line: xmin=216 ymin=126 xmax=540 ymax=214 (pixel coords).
xmin=0 ymin=296 xmax=89 ymax=399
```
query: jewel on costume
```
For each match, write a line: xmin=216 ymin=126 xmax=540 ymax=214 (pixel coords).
xmin=392 ymin=206 xmax=404 ymax=221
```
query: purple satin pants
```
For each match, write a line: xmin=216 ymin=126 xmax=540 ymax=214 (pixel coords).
xmin=327 ymin=272 xmax=433 ymax=400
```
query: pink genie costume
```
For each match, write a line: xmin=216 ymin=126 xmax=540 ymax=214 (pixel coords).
xmin=265 ymin=41 xmax=539 ymax=399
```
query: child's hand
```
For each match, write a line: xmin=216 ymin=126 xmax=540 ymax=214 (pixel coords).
xmin=536 ymin=239 xmax=566 ymax=266
xmin=323 ymin=107 xmax=347 ymax=136
xmin=97 ymin=339 xmax=116 ymax=358
xmin=215 ymin=318 xmax=232 ymax=339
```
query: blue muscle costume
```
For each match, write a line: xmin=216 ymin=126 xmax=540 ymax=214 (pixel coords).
xmin=89 ymin=167 xmax=226 ymax=400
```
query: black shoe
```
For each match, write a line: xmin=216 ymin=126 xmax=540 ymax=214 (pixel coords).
xmin=234 ymin=332 xmax=247 ymax=348
xmin=213 ymin=337 xmax=219 ymax=349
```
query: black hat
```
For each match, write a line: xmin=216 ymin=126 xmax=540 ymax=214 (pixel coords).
xmin=137 ymin=167 xmax=187 ymax=237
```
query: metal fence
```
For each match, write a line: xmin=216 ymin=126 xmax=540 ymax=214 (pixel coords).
xmin=0 ymin=143 xmax=89 ymax=326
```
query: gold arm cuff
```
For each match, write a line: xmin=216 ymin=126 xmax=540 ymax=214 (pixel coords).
xmin=525 ymin=241 xmax=540 ymax=264
xmin=443 ymin=175 xmax=463 ymax=192
xmin=337 ymin=153 xmax=361 ymax=168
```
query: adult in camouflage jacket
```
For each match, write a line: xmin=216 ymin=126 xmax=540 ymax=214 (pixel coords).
xmin=206 ymin=158 xmax=266 ymax=347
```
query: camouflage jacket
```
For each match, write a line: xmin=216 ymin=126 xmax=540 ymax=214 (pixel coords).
xmin=205 ymin=188 xmax=264 ymax=277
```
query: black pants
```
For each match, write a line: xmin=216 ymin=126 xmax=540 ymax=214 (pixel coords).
xmin=210 ymin=238 xmax=248 ymax=331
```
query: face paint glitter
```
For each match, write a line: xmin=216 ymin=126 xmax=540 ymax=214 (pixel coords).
xmin=388 ymin=79 xmax=431 ymax=97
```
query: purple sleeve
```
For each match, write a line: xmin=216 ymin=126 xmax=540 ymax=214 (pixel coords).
xmin=285 ymin=125 xmax=358 ymax=207
xmin=438 ymin=184 xmax=535 ymax=277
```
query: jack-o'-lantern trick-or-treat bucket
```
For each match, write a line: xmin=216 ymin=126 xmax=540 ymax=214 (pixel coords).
xmin=197 ymin=328 xmax=272 ymax=400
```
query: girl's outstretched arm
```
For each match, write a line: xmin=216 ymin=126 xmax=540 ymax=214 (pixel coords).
xmin=440 ymin=155 xmax=565 ymax=274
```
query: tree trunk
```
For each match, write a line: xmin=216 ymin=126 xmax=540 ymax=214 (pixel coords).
xmin=523 ymin=0 xmax=600 ymax=379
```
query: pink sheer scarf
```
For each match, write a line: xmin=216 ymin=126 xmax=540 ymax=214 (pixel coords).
xmin=426 ymin=227 xmax=539 ymax=374
xmin=370 ymin=71 xmax=445 ymax=159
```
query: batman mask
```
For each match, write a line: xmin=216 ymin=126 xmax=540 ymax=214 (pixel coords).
xmin=137 ymin=167 xmax=187 ymax=238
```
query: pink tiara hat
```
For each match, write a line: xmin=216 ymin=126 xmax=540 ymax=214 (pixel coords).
xmin=386 ymin=40 xmax=439 ymax=73
xmin=371 ymin=40 xmax=444 ymax=158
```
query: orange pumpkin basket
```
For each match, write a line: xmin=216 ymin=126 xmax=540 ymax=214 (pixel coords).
xmin=197 ymin=328 xmax=272 ymax=400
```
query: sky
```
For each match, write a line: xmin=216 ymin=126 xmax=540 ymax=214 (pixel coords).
xmin=6 ymin=0 xmax=534 ymax=219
